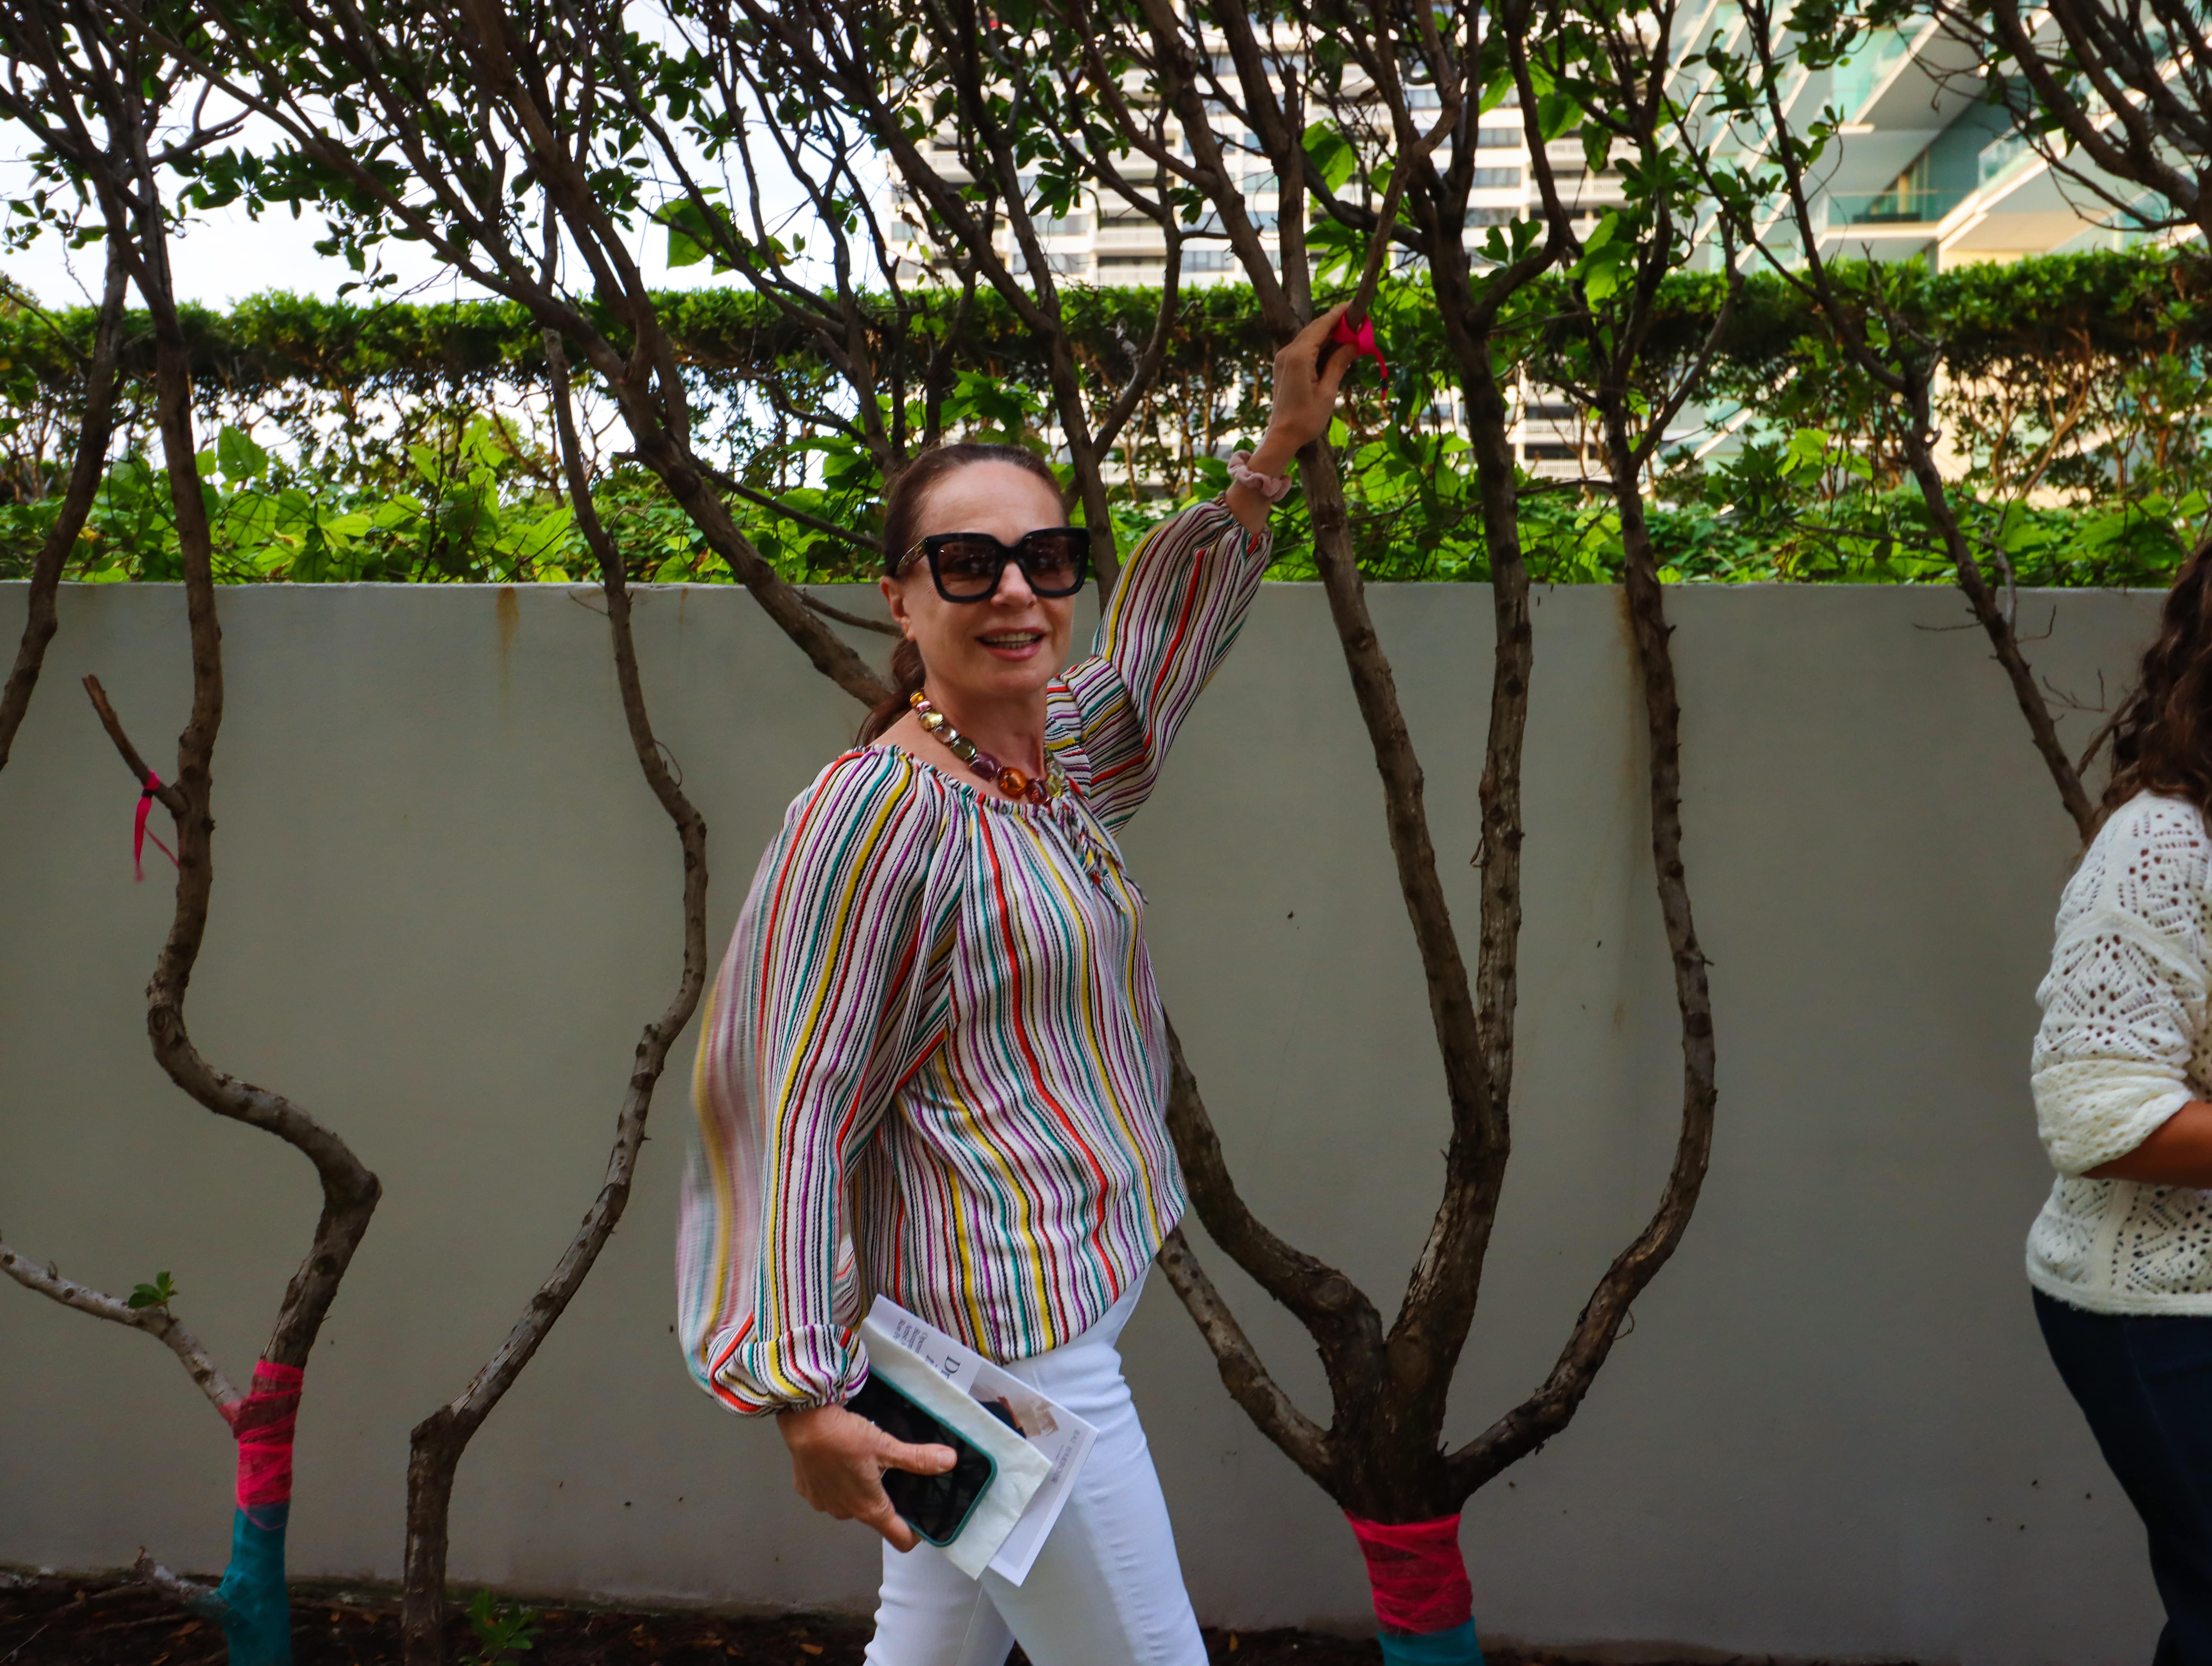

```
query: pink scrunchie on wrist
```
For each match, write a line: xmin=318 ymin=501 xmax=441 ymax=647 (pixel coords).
xmin=1227 ymin=449 xmax=1293 ymax=503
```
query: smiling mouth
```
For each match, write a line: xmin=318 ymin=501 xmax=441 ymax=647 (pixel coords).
xmin=978 ymin=630 xmax=1046 ymax=651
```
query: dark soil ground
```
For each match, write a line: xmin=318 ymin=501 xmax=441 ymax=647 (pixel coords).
xmin=0 ymin=1574 xmax=1385 ymax=1666
xmin=0 ymin=1573 xmax=1913 ymax=1666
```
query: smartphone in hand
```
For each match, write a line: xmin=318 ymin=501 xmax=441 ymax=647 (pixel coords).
xmin=846 ymin=1373 xmax=999 ymax=1546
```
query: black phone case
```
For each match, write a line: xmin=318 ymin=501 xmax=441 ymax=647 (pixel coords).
xmin=845 ymin=1373 xmax=999 ymax=1547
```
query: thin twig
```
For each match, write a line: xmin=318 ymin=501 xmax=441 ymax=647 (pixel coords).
xmin=0 ymin=1238 xmax=242 ymax=1415
xmin=801 ymin=592 xmax=899 ymax=637
xmin=698 ymin=464 xmax=884 ymax=556
xmin=128 ymin=1554 xmax=221 ymax=1617
xmin=82 ymin=675 xmax=185 ymax=818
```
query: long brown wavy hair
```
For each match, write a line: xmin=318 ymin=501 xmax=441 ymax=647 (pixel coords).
xmin=2100 ymin=536 xmax=2212 ymax=827
xmin=855 ymin=442 xmax=1064 ymax=745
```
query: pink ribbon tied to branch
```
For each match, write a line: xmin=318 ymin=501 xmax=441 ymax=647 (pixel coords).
xmin=1330 ymin=311 xmax=1389 ymax=382
xmin=134 ymin=771 xmax=177 ymax=881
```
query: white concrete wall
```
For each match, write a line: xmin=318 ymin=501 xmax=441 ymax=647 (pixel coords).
xmin=0 ymin=575 xmax=2164 ymax=1662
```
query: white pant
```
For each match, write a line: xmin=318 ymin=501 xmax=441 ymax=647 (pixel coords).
xmin=863 ymin=1274 xmax=1206 ymax=1666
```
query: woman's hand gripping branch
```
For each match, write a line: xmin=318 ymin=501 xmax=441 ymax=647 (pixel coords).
xmin=1225 ymin=302 xmax=1361 ymax=536
xmin=778 ymin=1401 xmax=956 ymax=1553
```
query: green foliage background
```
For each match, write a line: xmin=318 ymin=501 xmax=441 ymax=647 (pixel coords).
xmin=3 ymin=247 xmax=2207 ymax=590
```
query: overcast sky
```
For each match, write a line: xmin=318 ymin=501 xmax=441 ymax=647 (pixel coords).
xmin=0 ymin=98 xmax=870 ymax=312
xmin=0 ymin=185 xmax=802 ymax=312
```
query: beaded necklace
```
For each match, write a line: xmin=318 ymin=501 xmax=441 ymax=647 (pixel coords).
xmin=909 ymin=690 xmax=1067 ymax=806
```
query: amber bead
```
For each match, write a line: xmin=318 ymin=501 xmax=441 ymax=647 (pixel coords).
xmin=908 ymin=691 xmax=929 ymax=709
xmin=998 ymin=768 xmax=1031 ymax=797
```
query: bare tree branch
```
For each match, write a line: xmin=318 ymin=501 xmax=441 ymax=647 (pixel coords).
xmin=0 ymin=1238 xmax=243 ymax=1416
xmin=697 ymin=465 xmax=885 ymax=557
xmin=82 ymin=674 xmax=184 ymax=818
xmin=801 ymin=591 xmax=900 ymax=638
xmin=1445 ymin=0 xmax=1724 ymax=1492
xmin=0 ymin=242 xmax=128 ymax=776
xmin=399 ymin=328 xmax=713 ymax=1666
xmin=1156 ymin=1227 xmax=1333 ymax=1478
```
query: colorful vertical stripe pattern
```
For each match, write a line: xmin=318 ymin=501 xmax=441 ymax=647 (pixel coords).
xmin=678 ymin=499 xmax=1269 ymax=1411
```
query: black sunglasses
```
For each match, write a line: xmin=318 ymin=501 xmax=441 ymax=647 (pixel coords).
xmin=901 ymin=527 xmax=1093 ymax=603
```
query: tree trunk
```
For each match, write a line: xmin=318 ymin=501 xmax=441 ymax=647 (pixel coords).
xmin=401 ymin=1411 xmax=464 ymax=1663
xmin=0 ymin=241 xmax=128 ymax=775
xmin=1344 ymin=1513 xmax=1482 ymax=1665
xmin=394 ymin=336 xmax=711 ymax=1666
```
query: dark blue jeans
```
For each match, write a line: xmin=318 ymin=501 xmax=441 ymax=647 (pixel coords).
xmin=2038 ymin=1289 xmax=2212 ymax=1666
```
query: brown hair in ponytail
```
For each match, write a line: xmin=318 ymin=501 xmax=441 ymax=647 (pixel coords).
xmin=860 ymin=636 xmax=928 ymax=746
xmin=2100 ymin=534 xmax=2212 ymax=830
xmin=855 ymin=441 xmax=1065 ymax=744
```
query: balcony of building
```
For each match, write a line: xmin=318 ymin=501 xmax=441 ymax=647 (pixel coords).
xmin=1797 ymin=14 xmax=2081 ymax=262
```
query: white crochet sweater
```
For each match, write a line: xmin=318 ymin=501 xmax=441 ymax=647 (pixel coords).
xmin=2029 ymin=791 xmax=2212 ymax=1314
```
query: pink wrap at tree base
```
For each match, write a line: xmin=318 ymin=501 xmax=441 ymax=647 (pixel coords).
xmin=1346 ymin=1512 xmax=1474 ymax=1635
xmin=227 ymin=1361 xmax=303 ymax=1512
xmin=207 ymin=1362 xmax=304 ymax=1665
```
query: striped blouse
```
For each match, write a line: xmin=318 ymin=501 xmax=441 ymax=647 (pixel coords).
xmin=677 ymin=499 xmax=1272 ymax=1413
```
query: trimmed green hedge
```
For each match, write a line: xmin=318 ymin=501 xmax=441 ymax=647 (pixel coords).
xmin=3 ymin=249 xmax=2207 ymax=587
xmin=4 ymin=250 xmax=2205 ymax=395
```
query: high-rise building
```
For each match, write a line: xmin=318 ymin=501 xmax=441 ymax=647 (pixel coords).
xmin=1756 ymin=7 xmax=2153 ymax=268
xmin=886 ymin=9 xmax=2157 ymax=478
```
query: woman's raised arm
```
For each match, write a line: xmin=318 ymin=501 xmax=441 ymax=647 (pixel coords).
xmin=1064 ymin=305 xmax=1359 ymax=828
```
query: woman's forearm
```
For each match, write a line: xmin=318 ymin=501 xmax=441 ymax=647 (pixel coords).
xmin=2088 ymin=1100 xmax=2212 ymax=1185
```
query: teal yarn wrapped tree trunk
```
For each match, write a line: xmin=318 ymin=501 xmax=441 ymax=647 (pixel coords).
xmin=203 ymin=1363 xmax=307 ymax=1666
xmin=0 ymin=12 xmax=382 ymax=1661
xmin=211 ymin=1504 xmax=291 ymax=1666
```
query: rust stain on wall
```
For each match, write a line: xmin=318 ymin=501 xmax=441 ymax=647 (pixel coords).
xmin=496 ymin=586 xmax=519 ymax=698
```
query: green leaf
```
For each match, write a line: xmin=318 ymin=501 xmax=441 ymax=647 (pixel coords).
xmin=217 ymin=426 xmax=269 ymax=485
xmin=1477 ymin=67 xmax=1519 ymax=116
xmin=1302 ymin=123 xmax=1358 ymax=192
xmin=1781 ymin=428 xmax=1831 ymax=477
xmin=462 ymin=1588 xmax=543 ymax=1666
xmin=655 ymin=199 xmax=737 ymax=273
xmin=127 ymin=1271 xmax=177 ymax=1311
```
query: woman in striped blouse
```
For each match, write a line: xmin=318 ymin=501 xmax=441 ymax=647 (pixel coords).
xmin=679 ymin=306 xmax=1353 ymax=1666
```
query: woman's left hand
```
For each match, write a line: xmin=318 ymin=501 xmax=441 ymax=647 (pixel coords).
xmin=1264 ymin=303 xmax=1360 ymax=456
xmin=1227 ymin=303 xmax=1360 ymax=533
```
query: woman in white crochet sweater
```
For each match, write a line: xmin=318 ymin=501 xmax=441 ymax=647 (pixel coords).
xmin=2032 ymin=561 xmax=2212 ymax=1666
